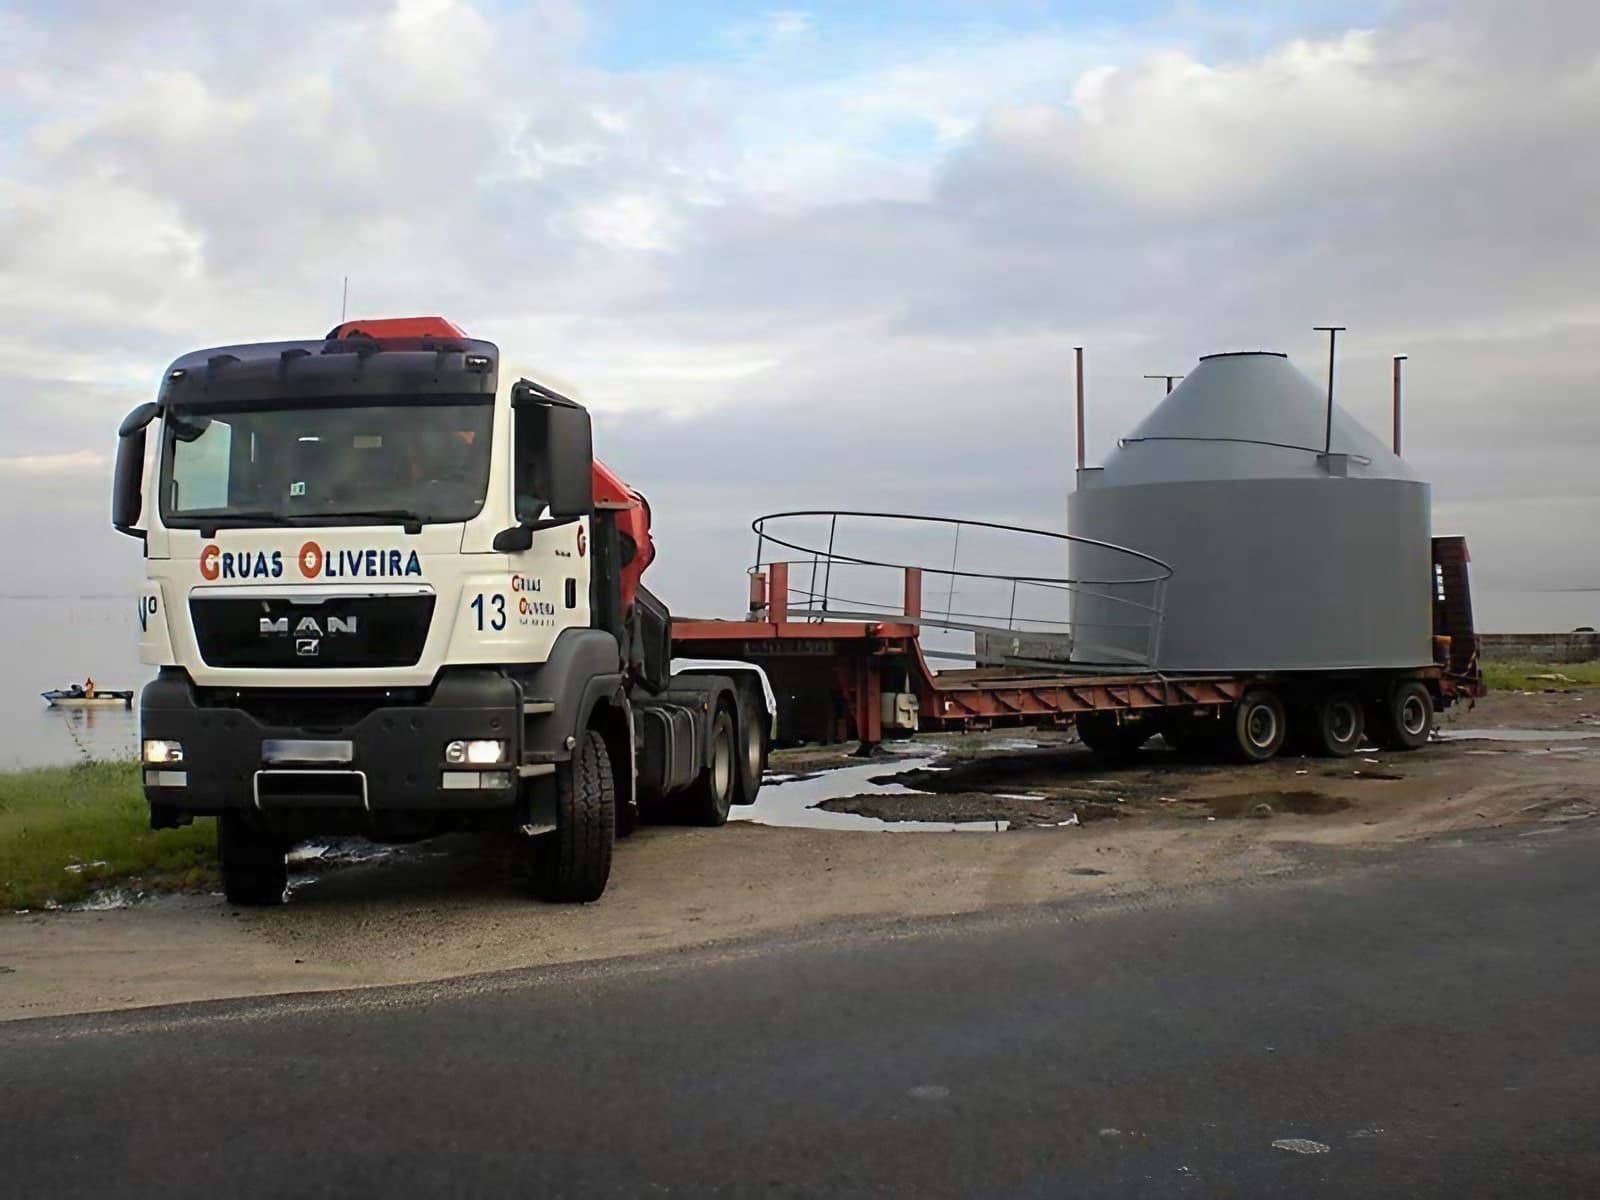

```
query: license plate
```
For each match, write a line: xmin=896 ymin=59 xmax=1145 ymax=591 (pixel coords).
xmin=261 ymin=739 xmax=354 ymax=765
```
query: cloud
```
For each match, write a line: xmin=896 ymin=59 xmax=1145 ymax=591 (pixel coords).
xmin=0 ymin=0 xmax=1597 ymax=621
xmin=0 ymin=450 xmax=109 ymax=474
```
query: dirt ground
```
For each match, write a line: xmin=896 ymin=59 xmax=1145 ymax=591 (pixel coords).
xmin=812 ymin=687 xmax=1600 ymax=829
xmin=2 ymin=690 xmax=1595 ymax=1022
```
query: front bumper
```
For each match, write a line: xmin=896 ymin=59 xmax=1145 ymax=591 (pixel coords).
xmin=139 ymin=667 xmax=524 ymax=814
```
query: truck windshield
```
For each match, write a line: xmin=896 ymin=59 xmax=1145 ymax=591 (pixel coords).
xmin=159 ymin=395 xmax=493 ymax=528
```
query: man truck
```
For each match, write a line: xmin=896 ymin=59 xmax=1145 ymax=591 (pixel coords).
xmin=113 ymin=317 xmax=772 ymax=905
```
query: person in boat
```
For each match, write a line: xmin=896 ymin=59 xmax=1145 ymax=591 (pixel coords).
xmin=84 ymin=677 xmax=96 ymax=699
xmin=67 ymin=682 xmax=84 ymax=697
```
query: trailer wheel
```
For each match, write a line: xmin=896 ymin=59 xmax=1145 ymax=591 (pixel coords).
xmin=531 ymin=729 xmax=614 ymax=903
xmin=734 ymin=692 xmax=768 ymax=806
xmin=1076 ymin=713 xmax=1150 ymax=764
xmin=218 ymin=813 xmax=288 ymax=907
xmin=684 ymin=704 xmax=737 ymax=827
xmin=1232 ymin=689 xmax=1286 ymax=763
xmin=1308 ymin=692 xmax=1365 ymax=757
xmin=1379 ymin=681 xmax=1433 ymax=751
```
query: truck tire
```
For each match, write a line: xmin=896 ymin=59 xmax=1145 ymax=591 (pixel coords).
xmin=683 ymin=704 xmax=737 ymax=826
xmin=1231 ymin=689 xmax=1286 ymax=763
xmin=733 ymin=691 xmax=768 ymax=806
xmin=1308 ymin=691 xmax=1364 ymax=757
xmin=218 ymin=813 xmax=288 ymax=907
xmin=1379 ymin=680 xmax=1433 ymax=751
xmin=531 ymin=729 xmax=614 ymax=903
xmin=1076 ymin=712 xmax=1150 ymax=764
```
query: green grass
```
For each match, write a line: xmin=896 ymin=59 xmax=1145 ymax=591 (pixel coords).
xmin=0 ymin=761 xmax=215 ymax=912
xmin=1481 ymin=660 xmax=1600 ymax=691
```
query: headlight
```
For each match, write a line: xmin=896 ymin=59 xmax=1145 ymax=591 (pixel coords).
xmin=445 ymin=739 xmax=506 ymax=765
xmin=142 ymin=739 xmax=184 ymax=765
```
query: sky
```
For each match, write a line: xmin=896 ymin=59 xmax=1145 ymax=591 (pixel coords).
xmin=1 ymin=0 xmax=1597 ymax=629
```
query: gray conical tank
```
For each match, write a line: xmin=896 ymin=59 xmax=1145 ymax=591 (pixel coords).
xmin=1068 ymin=351 xmax=1431 ymax=671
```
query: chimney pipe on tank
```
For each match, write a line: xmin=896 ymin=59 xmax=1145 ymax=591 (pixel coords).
xmin=1313 ymin=326 xmax=1346 ymax=454
xmin=1392 ymin=355 xmax=1407 ymax=457
xmin=1074 ymin=346 xmax=1085 ymax=470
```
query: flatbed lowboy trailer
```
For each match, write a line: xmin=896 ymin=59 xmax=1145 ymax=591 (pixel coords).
xmin=673 ymin=536 xmax=1483 ymax=762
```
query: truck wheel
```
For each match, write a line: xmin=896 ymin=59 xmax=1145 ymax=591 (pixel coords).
xmin=684 ymin=705 xmax=737 ymax=826
xmin=1379 ymin=681 xmax=1433 ymax=751
xmin=218 ymin=813 xmax=287 ymax=907
xmin=1308 ymin=691 xmax=1364 ymax=757
xmin=1231 ymin=689 xmax=1286 ymax=763
xmin=531 ymin=729 xmax=614 ymax=903
xmin=733 ymin=696 xmax=768 ymax=806
xmin=1076 ymin=713 xmax=1149 ymax=764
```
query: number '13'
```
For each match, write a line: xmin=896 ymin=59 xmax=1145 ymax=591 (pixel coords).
xmin=472 ymin=593 xmax=506 ymax=631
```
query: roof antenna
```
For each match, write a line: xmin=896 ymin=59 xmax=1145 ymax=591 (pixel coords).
xmin=1313 ymin=325 xmax=1345 ymax=454
xmin=1143 ymin=373 xmax=1184 ymax=395
xmin=340 ymin=276 xmax=349 ymax=323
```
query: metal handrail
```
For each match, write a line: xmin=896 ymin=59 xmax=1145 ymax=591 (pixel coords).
xmin=752 ymin=511 xmax=1174 ymax=588
xmin=750 ymin=510 xmax=1174 ymax=669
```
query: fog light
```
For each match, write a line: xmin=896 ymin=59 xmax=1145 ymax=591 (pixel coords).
xmin=445 ymin=739 xmax=506 ymax=765
xmin=143 ymin=739 xmax=184 ymax=765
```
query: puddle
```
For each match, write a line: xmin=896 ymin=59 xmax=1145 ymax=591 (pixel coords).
xmin=737 ymin=756 xmax=1008 ymax=832
xmin=284 ymin=838 xmax=452 ymax=896
xmin=1200 ymin=792 xmax=1352 ymax=819
xmin=286 ymin=839 xmax=403 ymax=867
xmin=1437 ymin=728 xmax=1600 ymax=743
xmin=62 ymin=887 xmax=140 ymax=912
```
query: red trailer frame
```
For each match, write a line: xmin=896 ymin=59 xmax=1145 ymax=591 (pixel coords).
xmin=673 ymin=539 xmax=1484 ymax=750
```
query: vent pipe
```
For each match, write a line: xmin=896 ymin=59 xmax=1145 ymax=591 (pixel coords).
xmin=1074 ymin=346 xmax=1085 ymax=470
xmin=1313 ymin=325 xmax=1346 ymax=454
xmin=1392 ymin=355 xmax=1407 ymax=456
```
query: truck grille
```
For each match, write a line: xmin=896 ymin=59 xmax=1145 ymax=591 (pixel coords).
xmin=190 ymin=594 xmax=435 ymax=670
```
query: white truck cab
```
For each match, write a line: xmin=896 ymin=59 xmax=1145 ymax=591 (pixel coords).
xmin=114 ymin=320 xmax=770 ymax=904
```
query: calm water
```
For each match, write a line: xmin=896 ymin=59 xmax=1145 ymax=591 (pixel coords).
xmin=2 ymin=598 xmax=148 ymax=769
xmin=0 ymin=589 xmax=1591 ymax=770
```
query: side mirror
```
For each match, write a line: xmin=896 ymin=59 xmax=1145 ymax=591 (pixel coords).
xmin=505 ymin=380 xmax=593 ymax=542
xmin=545 ymin=403 xmax=592 ymax=519
xmin=112 ymin=402 xmax=160 ymax=537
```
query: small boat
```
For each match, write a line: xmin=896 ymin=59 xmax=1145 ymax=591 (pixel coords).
xmin=42 ymin=688 xmax=135 ymax=709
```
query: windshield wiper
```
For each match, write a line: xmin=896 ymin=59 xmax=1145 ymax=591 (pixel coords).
xmin=319 ymin=509 xmax=431 ymax=534
xmin=187 ymin=509 xmax=301 ymax=536
xmin=183 ymin=508 xmax=433 ymax=535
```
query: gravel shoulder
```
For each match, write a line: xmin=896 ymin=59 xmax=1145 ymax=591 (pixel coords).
xmin=2 ymin=691 xmax=1595 ymax=1022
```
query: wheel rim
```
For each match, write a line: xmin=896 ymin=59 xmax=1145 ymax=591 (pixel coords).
xmin=1330 ymin=701 xmax=1358 ymax=744
xmin=1401 ymin=694 xmax=1428 ymax=736
xmin=745 ymin=715 xmax=763 ymax=781
xmin=1246 ymin=704 xmax=1278 ymax=749
xmin=713 ymin=726 xmax=734 ymax=801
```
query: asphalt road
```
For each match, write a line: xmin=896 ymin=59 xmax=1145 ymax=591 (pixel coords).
xmin=4 ymin=823 xmax=1599 ymax=1198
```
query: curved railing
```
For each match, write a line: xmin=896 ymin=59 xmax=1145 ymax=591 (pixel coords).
xmin=750 ymin=511 xmax=1173 ymax=671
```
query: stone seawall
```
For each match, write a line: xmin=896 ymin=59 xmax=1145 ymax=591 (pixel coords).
xmin=1480 ymin=632 xmax=1599 ymax=663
